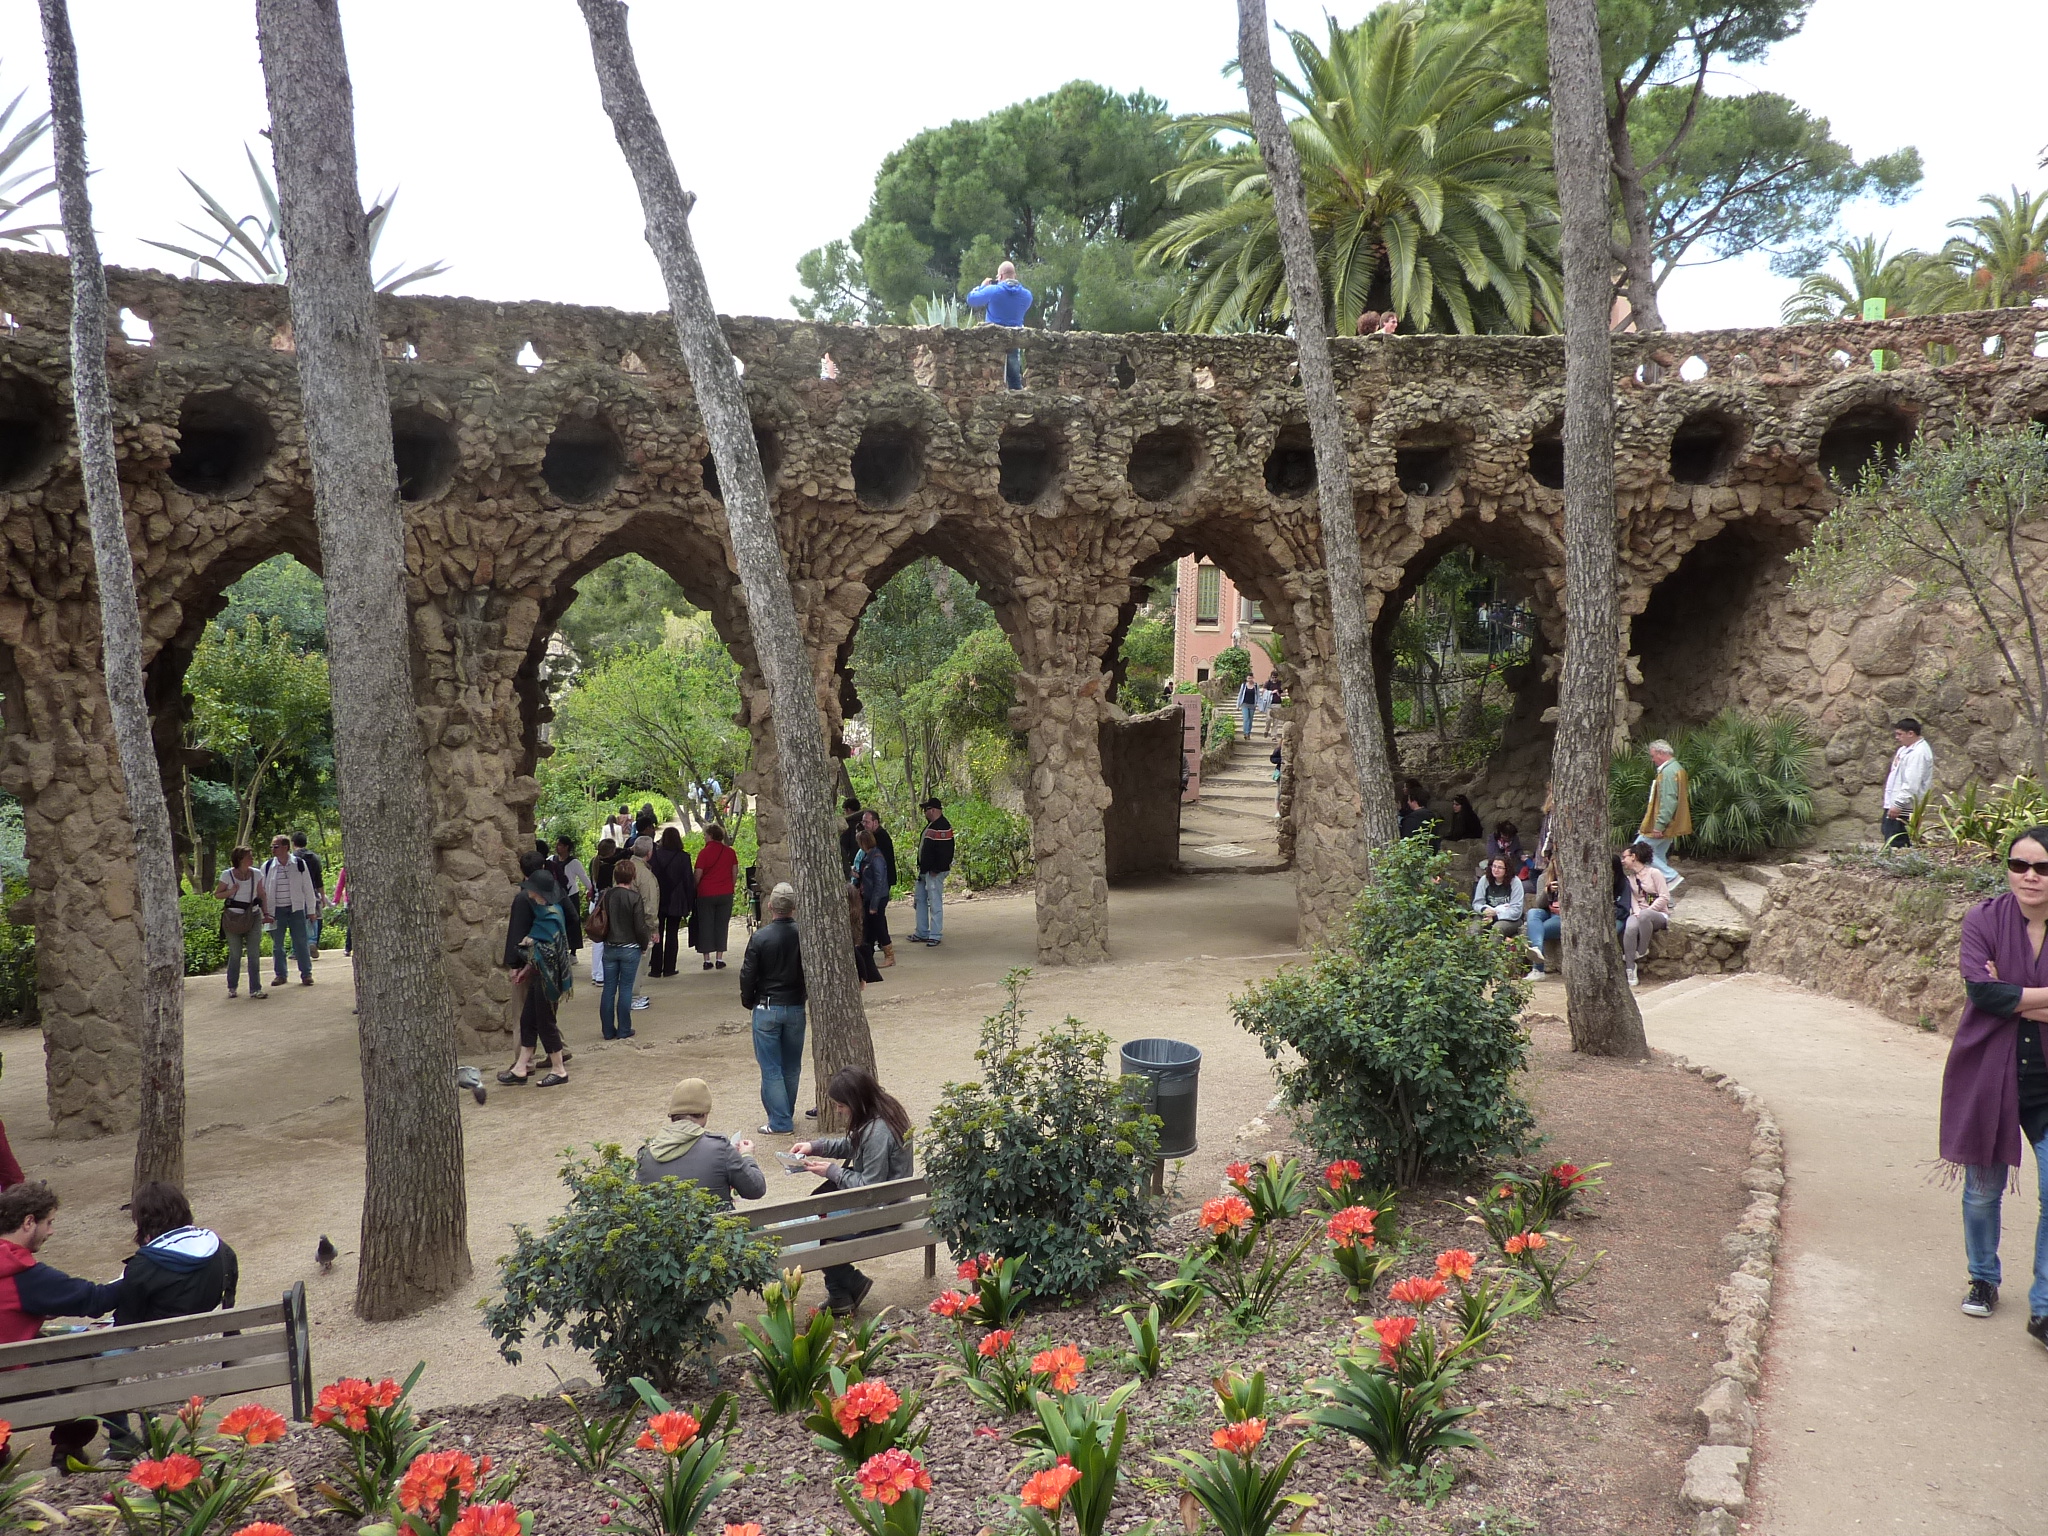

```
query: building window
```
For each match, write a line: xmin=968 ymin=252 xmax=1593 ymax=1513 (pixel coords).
xmin=1195 ymin=564 xmax=1221 ymax=627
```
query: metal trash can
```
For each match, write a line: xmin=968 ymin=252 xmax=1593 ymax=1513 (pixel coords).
xmin=1120 ymin=1038 xmax=1202 ymax=1159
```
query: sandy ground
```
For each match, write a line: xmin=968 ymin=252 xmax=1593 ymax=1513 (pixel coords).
xmin=0 ymin=871 xmax=1306 ymax=1411
xmin=1637 ymin=971 xmax=2046 ymax=1536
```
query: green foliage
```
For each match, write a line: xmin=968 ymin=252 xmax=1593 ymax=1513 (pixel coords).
xmin=180 ymin=891 xmax=227 ymax=976
xmin=1163 ymin=1376 xmax=1316 ymax=1536
xmin=0 ymin=1425 xmax=62 ymax=1531
xmin=959 ymin=1252 xmax=1034 ymax=1327
xmin=537 ymin=1387 xmax=639 ymax=1477
xmin=946 ymin=798 xmax=1032 ymax=890
xmin=0 ymin=877 xmax=34 ymax=1021
xmin=1118 ymin=615 xmax=1174 ymax=711
xmin=1149 ymin=8 xmax=1561 ymax=335
xmin=1782 ymin=234 xmax=1961 ymax=324
xmin=736 ymin=1268 xmax=842 ymax=1412
xmin=908 ymin=624 xmax=1019 ymax=749
xmin=1933 ymin=776 xmax=2048 ymax=854
xmin=600 ymin=1382 xmax=742 ymax=1536
xmin=210 ymin=554 xmax=328 ymax=653
xmin=1234 ymin=836 xmax=1533 ymax=1186
xmin=1211 ymin=647 xmax=1252 ymax=692
xmin=1609 ymin=711 xmax=1819 ymax=856
xmin=923 ymin=971 xmax=1163 ymax=1296
xmin=1943 ymin=187 xmax=2048 ymax=310
xmin=0 ymin=84 xmax=55 ymax=251
xmin=1117 ymin=1303 xmax=1163 ymax=1379
xmin=557 ymin=555 xmax=694 ymax=663
xmin=1012 ymin=1382 xmax=1141 ymax=1536
xmin=483 ymin=1146 xmax=782 ymax=1396
xmin=1308 ymin=1352 xmax=1481 ymax=1475
xmin=311 ymin=1362 xmax=436 ymax=1521
xmin=852 ymin=562 xmax=1002 ymax=803
xmin=186 ymin=608 xmax=333 ymax=854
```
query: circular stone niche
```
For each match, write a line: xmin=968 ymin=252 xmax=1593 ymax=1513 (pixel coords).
xmin=0 ymin=374 xmax=66 ymax=492
xmin=997 ymin=420 xmax=1066 ymax=506
xmin=1263 ymin=424 xmax=1315 ymax=497
xmin=168 ymin=390 xmax=277 ymax=499
xmin=542 ymin=407 xmax=626 ymax=505
xmin=1127 ymin=427 xmax=1198 ymax=501
xmin=390 ymin=406 xmax=459 ymax=503
xmin=851 ymin=423 xmax=924 ymax=511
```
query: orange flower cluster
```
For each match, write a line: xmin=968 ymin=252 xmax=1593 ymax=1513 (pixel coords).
xmin=1031 ymin=1344 xmax=1086 ymax=1394
xmin=1504 ymin=1230 xmax=1547 ymax=1255
xmin=1324 ymin=1159 xmax=1364 ymax=1189
xmin=218 ymin=1404 xmax=288 ymax=1446
xmin=0 ymin=1420 xmax=11 ymax=1455
xmin=449 ymin=1501 xmax=524 ymax=1536
xmin=1224 ymin=1160 xmax=1252 ymax=1187
xmin=1199 ymin=1195 xmax=1253 ymax=1235
xmin=637 ymin=1411 xmax=701 ymax=1455
xmin=399 ymin=1450 xmax=481 ymax=1514
xmin=957 ymin=1253 xmax=997 ymax=1282
xmin=928 ymin=1290 xmax=974 ymax=1319
xmin=311 ymin=1376 xmax=401 ymax=1432
xmin=1019 ymin=1456 xmax=1082 ymax=1511
xmin=725 ymin=1525 xmax=765 ymax=1536
xmin=855 ymin=1448 xmax=932 ymax=1506
xmin=1550 ymin=1163 xmax=1585 ymax=1188
xmin=1434 ymin=1248 xmax=1476 ymax=1283
xmin=128 ymin=1454 xmax=203 ymax=1494
xmin=833 ymin=1381 xmax=901 ymax=1437
xmin=231 ymin=1525 xmax=296 ymax=1536
xmin=978 ymin=1329 xmax=1015 ymax=1359
xmin=1370 ymin=1315 xmax=1417 ymax=1365
xmin=1211 ymin=1418 xmax=1266 ymax=1456
xmin=1388 ymin=1275 xmax=1447 ymax=1309
xmin=1325 ymin=1206 xmax=1377 ymax=1248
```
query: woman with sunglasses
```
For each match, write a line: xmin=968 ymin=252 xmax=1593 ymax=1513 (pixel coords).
xmin=1943 ymin=825 xmax=2048 ymax=1350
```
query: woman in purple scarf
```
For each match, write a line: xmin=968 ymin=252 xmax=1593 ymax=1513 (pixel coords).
xmin=1942 ymin=824 xmax=2048 ymax=1348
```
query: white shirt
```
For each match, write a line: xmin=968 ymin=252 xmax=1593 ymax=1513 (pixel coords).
xmin=558 ymin=858 xmax=591 ymax=898
xmin=1883 ymin=737 xmax=1934 ymax=814
xmin=261 ymin=854 xmax=318 ymax=914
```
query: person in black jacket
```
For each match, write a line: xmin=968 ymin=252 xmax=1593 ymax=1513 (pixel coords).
xmin=838 ymin=797 xmax=865 ymax=879
xmin=739 ymin=884 xmax=807 ymax=1134
xmin=105 ymin=1183 xmax=239 ymax=1457
xmin=910 ymin=798 xmax=953 ymax=945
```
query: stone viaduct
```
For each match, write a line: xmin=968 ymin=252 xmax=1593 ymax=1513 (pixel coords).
xmin=0 ymin=247 xmax=2042 ymax=1135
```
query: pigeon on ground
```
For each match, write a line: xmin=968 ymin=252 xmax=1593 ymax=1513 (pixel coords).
xmin=456 ymin=1065 xmax=487 ymax=1105
xmin=315 ymin=1234 xmax=337 ymax=1274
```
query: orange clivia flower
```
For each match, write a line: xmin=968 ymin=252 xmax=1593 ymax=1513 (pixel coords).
xmin=1211 ymin=1418 xmax=1266 ymax=1456
xmin=1434 ymin=1249 xmax=1477 ymax=1283
xmin=1199 ymin=1195 xmax=1254 ymax=1235
xmin=928 ymin=1290 xmax=974 ymax=1319
xmin=312 ymin=1377 xmax=392 ymax=1433
xmin=1031 ymin=1344 xmax=1086 ymax=1394
xmin=1371 ymin=1315 xmax=1418 ymax=1365
xmin=956 ymin=1257 xmax=981 ymax=1282
xmin=231 ymin=1525 xmax=297 ymax=1536
xmin=1019 ymin=1456 xmax=1083 ymax=1511
xmin=854 ymin=1448 xmax=931 ymax=1506
xmin=0 ymin=1420 xmax=11 ymax=1456
xmin=725 ymin=1526 xmax=765 ymax=1536
xmin=217 ymin=1403 xmax=289 ymax=1446
xmin=978 ymin=1329 xmax=1015 ymax=1359
xmin=399 ymin=1450 xmax=479 ymax=1514
xmin=1504 ymin=1230 xmax=1548 ymax=1256
xmin=636 ymin=1411 xmax=700 ymax=1455
xmin=1224 ymin=1161 xmax=1252 ymax=1187
xmin=128 ymin=1454 xmax=203 ymax=1494
xmin=1389 ymin=1275 xmax=1447 ymax=1309
xmin=1550 ymin=1163 xmax=1585 ymax=1188
xmin=369 ymin=1378 xmax=401 ymax=1409
xmin=832 ymin=1381 xmax=901 ymax=1437
xmin=1325 ymin=1159 xmax=1364 ymax=1189
xmin=1325 ymin=1206 xmax=1377 ymax=1248
xmin=449 ymin=1501 xmax=525 ymax=1536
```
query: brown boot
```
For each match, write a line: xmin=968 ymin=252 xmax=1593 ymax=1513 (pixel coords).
xmin=881 ymin=944 xmax=895 ymax=967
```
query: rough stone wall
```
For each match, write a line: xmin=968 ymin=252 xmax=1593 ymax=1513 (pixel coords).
xmin=1748 ymin=862 xmax=1969 ymax=1030
xmin=0 ymin=247 xmax=2043 ymax=1129
xmin=1100 ymin=708 xmax=1182 ymax=880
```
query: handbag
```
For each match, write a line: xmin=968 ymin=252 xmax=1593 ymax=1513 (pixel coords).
xmin=584 ymin=887 xmax=611 ymax=942
xmin=221 ymin=902 xmax=258 ymax=936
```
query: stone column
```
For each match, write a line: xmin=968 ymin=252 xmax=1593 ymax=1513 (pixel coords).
xmin=1282 ymin=639 xmax=1367 ymax=947
xmin=1013 ymin=659 xmax=1115 ymax=964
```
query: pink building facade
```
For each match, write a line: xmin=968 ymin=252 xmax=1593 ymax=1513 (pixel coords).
xmin=1170 ymin=554 xmax=1277 ymax=687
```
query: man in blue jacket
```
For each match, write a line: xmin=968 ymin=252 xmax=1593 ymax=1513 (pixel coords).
xmin=966 ymin=262 xmax=1034 ymax=389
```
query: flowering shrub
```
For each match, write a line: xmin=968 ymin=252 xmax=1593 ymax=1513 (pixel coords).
xmin=961 ymin=1329 xmax=1035 ymax=1416
xmin=955 ymin=1252 xmax=1033 ymax=1327
xmin=1499 ymin=1227 xmax=1604 ymax=1310
xmin=806 ymin=1372 xmax=927 ymax=1468
xmin=600 ymin=1383 xmax=741 ymax=1536
xmin=1012 ymin=1382 xmax=1140 ymax=1536
xmin=837 ymin=1448 xmax=933 ymax=1536
xmin=1322 ymin=1204 xmax=1397 ymax=1300
xmin=1191 ymin=1170 xmax=1318 ymax=1322
xmin=89 ymin=1409 xmax=296 ymax=1536
xmin=362 ymin=1448 xmax=527 ymax=1536
xmin=1228 ymin=1155 xmax=1309 ymax=1224
xmin=736 ymin=1268 xmax=841 ymax=1412
xmin=310 ymin=1365 xmax=435 ymax=1520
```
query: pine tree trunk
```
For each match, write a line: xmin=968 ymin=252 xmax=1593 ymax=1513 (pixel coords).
xmin=1546 ymin=0 xmax=1648 ymax=1058
xmin=1236 ymin=0 xmax=1400 ymax=852
xmin=38 ymin=0 xmax=186 ymax=1193
xmin=575 ymin=0 xmax=872 ymax=1113
xmin=1607 ymin=109 xmax=1666 ymax=332
xmin=254 ymin=0 xmax=471 ymax=1317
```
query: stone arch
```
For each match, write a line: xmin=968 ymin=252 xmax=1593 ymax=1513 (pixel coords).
xmin=1786 ymin=371 xmax=1961 ymax=493
xmin=1986 ymin=364 xmax=2048 ymax=427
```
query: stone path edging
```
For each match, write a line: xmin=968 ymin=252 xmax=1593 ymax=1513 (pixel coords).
xmin=1664 ymin=1053 xmax=1785 ymax=1536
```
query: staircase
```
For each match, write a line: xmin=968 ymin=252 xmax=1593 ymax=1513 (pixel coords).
xmin=1178 ymin=730 xmax=1286 ymax=873
xmin=1643 ymin=863 xmax=1782 ymax=981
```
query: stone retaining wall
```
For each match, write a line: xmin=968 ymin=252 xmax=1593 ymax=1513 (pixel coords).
xmin=1746 ymin=862 xmax=1968 ymax=1031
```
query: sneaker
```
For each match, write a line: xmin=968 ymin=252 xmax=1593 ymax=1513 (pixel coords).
xmin=250 ymin=988 xmax=268 ymax=1000
xmin=1522 ymin=966 xmax=1546 ymax=982
xmin=1625 ymin=963 xmax=1639 ymax=987
xmin=1962 ymin=1279 xmax=1998 ymax=1317
xmin=630 ymin=995 xmax=650 ymax=1011
xmin=2028 ymin=1313 xmax=2047 ymax=1350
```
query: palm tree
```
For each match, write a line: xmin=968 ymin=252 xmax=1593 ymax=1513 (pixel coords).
xmin=1780 ymin=234 xmax=1959 ymax=324
xmin=1146 ymin=4 xmax=1562 ymax=336
xmin=1942 ymin=187 xmax=2048 ymax=310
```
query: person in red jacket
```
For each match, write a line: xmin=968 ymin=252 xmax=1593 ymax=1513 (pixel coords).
xmin=692 ymin=824 xmax=739 ymax=971
xmin=0 ymin=1181 xmax=123 ymax=1467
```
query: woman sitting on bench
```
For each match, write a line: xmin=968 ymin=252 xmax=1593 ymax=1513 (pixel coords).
xmin=793 ymin=1067 xmax=913 ymax=1317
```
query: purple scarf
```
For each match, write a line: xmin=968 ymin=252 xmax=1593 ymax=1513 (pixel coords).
xmin=1939 ymin=893 xmax=2032 ymax=1170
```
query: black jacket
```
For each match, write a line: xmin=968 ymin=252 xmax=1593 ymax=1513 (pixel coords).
xmin=917 ymin=816 xmax=955 ymax=875
xmin=739 ymin=916 xmax=806 ymax=1007
xmin=115 ymin=1227 xmax=238 ymax=1327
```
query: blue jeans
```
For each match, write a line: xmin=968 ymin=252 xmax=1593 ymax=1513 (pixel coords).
xmin=1241 ymin=702 xmax=1255 ymax=738
xmin=1642 ymin=835 xmax=1681 ymax=887
xmin=270 ymin=907 xmax=310 ymax=982
xmin=1004 ymin=347 xmax=1023 ymax=390
xmin=226 ymin=925 xmax=262 ymax=992
xmin=752 ymin=1004 xmax=807 ymax=1132
xmin=600 ymin=946 xmax=641 ymax=1038
xmin=1964 ymin=1134 xmax=2048 ymax=1316
xmin=912 ymin=874 xmax=946 ymax=940
xmin=1524 ymin=908 xmax=1559 ymax=970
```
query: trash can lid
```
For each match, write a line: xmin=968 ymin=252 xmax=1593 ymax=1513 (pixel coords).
xmin=1120 ymin=1037 xmax=1202 ymax=1070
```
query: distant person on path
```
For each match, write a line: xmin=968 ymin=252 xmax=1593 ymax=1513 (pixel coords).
xmin=861 ymin=810 xmax=897 ymax=964
xmin=635 ymin=803 xmax=659 ymax=845
xmin=1638 ymin=739 xmax=1691 ymax=893
xmin=605 ymin=805 xmax=633 ymax=847
xmin=740 ymin=883 xmax=807 ymax=1134
xmin=1445 ymin=793 xmax=1484 ymax=843
xmin=630 ymin=836 xmax=657 ymax=1010
xmin=0 ymin=1181 xmax=122 ymax=1468
xmin=792 ymin=1066 xmax=916 ymax=1317
xmin=1619 ymin=840 xmax=1672 ymax=987
xmin=1470 ymin=856 xmax=1525 ymax=935
xmin=911 ymin=797 xmax=953 ymax=946
xmin=853 ymin=827 xmax=891 ymax=975
xmin=548 ymin=836 xmax=591 ymax=956
xmin=1882 ymin=717 xmax=1935 ymax=848
xmin=1398 ymin=781 xmax=1441 ymax=849
xmin=648 ymin=827 xmax=697 ymax=978
xmin=1944 ymin=825 xmax=2048 ymax=1347
xmin=291 ymin=831 xmax=325 ymax=953
xmin=333 ymin=864 xmax=350 ymax=957
xmin=1235 ymin=676 xmax=1258 ymax=740
xmin=214 ymin=845 xmax=269 ymax=1000
xmin=693 ymin=824 xmax=739 ymax=970
xmin=596 ymin=857 xmax=650 ymax=1043
xmin=261 ymin=833 xmax=319 ymax=988
xmin=634 ymin=1077 xmax=765 ymax=1206
xmin=499 ymin=858 xmax=572 ymax=1083
xmin=105 ymin=1182 xmax=240 ymax=1457
xmin=588 ymin=836 xmax=622 ymax=985
xmin=966 ymin=261 xmax=1034 ymax=389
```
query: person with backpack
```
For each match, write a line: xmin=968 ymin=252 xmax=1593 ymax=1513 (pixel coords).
xmin=260 ymin=834 xmax=319 ymax=988
xmin=498 ymin=857 xmax=573 ymax=1084
xmin=213 ymin=845 xmax=269 ymax=999
xmin=291 ymin=831 xmax=326 ymax=953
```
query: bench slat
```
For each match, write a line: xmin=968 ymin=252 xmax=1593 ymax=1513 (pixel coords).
xmin=0 ymin=1329 xmax=289 ymax=1401
xmin=0 ymin=1360 xmax=295 ymax=1430
xmin=756 ymin=1199 xmax=931 ymax=1248
xmin=745 ymin=1176 xmax=928 ymax=1227
xmin=0 ymin=1302 xmax=286 ymax=1370
xmin=776 ymin=1223 xmax=934 ymax=1273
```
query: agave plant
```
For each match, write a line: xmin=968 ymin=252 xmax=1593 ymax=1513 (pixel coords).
xmin=0 ymin=84 xmax=55 ymax=250
xmin=145 ymin=144 xmax=448 ymax=293
xmin=1610 ymin=711 xmax=1820 ymax=857
xmin=906 ymin=292 xmax=975 ymax=327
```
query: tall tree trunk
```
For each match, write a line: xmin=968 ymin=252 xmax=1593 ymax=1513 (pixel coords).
xmin=254 ymin=0 xmax=471 ymax=1318
xmin=1237 ymin=0 xmax=1399 ymax=851
xmin=1547 ymin=0 xmax=1647 ymax=1058
xmin=1606 ymin=105 xmax=1665 ymax=332
xmin=38 ymin=0 xmax=186 ymax=1194
xmin=575 ymin=0 xmax=872 ymax=1112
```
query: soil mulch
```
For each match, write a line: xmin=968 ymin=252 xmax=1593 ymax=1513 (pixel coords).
xmin=53 ymin=1021 xmax=1750 ymax=1536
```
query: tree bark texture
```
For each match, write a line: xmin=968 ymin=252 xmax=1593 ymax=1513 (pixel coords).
xmin=255 ymin=0 xmax=471 ymax=1318
xmin=575 ymin=0 xmax=874 ymax=1115
xmin=1237 ymin=0 xmax=1400 ymax=853
xmin=39 ymin=0 xmax=186 ymax=1193
xmin=1606 ymin=108 xmax=1666 ymax=332
xmin=1546 ymin=0 xmax=1648 ymax=1058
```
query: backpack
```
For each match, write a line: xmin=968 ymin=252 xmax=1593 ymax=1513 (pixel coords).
xmin=584 ymin=887 xmax=611 ymax=942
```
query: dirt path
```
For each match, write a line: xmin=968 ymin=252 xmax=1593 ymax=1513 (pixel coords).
xmin=1636 ymin=971 xmax=2046 ymax=1535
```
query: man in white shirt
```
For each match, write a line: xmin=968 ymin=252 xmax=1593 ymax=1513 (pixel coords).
xmin=1881 ymin=717 xmax=1935 ymax=848
xmin=260 ymin=834 xmax=320 ymax=986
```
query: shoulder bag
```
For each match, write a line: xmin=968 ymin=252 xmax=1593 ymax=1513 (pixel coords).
xmin=584 ymin=887 xmax=611 ymax=942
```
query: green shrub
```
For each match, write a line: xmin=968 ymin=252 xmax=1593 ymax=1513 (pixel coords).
xmin=483 ymin=1144 xmax=782 ymax=1395
xmin=0 ymin=882 xmax=32 ymax=1022
xmin=947 ymin=797 xmax=1031 ymax=890
xmin=1206 ymin=711 xmax=1238 ymax=752
xmin=180 ymin=892 xmax=227 ymax=976
xmin=1233 ymin=836 xmax=1533 ymax=1186
xmin=1932 ymin=775 xmax=2048 ymax=854
xmin=1610 ymin=709 xmax=1819 ymax=856
xmin=1212 ymin=646 xmax=1252 ymax=692
xmin=923 ymin=970 xmax=1163 ymax=1296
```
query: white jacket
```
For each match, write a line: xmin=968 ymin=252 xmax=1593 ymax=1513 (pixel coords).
xmin=260 ymin=854 xmax=320 ymax=915
xmin=1882 ymin=737 xmax=1934 ymax=815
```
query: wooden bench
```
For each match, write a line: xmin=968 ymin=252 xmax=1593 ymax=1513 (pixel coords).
xmin=744 ymin=1175 xmax=937 ymax=1278
xmin=0 ymin=1283 xmax=312 ymax=1429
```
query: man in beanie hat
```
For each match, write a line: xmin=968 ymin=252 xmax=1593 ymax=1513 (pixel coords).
xmin=634 ymin=1077 xmax=765 ymax=1206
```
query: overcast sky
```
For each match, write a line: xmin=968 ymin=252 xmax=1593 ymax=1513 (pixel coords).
xmin=0 ymin=1 xmax=2038 ymax=333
